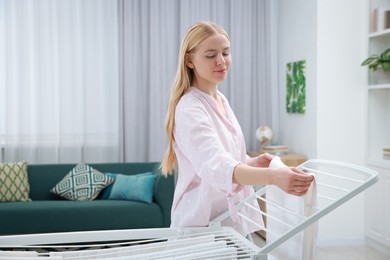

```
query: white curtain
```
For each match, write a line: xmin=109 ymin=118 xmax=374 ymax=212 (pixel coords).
xmin=0 ymin=0 xmax=274 ymax=164
xmin=121 ymin=0 xmax=180 ymax=162
xmin=0 ymin=0 xmax=120 ymax=163
xmin=122 ymin=0 xmax=275 ymax=162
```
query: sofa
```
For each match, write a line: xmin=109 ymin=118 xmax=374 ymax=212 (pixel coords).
xmin=0 ymin=162 xmax=175 ymax=236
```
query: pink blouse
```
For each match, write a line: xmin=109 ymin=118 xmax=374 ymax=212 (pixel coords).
xmin=170 ymin=87 xmax=263 ymax=235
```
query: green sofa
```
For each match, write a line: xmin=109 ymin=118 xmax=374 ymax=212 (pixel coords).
xmin=0 ymin=162 xmax=174 ymax=236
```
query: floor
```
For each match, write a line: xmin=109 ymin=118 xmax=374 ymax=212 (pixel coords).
xmin=251 ymin=233 xmax=389 ymax=260
xmin=315 ymin=245 xmax=389 ymax=260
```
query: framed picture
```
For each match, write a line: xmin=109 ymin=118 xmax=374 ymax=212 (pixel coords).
xmin=286 ymin=60 xmax=306 ymax=114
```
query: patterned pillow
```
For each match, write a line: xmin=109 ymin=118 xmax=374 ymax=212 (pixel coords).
xmin=0 ymin=161 xmax=31 ymax=202
xmin=51 ymin=164 xmax=114 ymax=201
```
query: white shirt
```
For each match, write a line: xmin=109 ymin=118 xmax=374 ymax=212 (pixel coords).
xmin=170 ymin=87 xmax=263 ymax=235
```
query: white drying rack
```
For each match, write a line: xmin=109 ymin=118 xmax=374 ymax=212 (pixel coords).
xmin=0 ymin=159 xmax=379 ymax=260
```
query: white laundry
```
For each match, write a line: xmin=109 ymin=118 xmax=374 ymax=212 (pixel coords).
xmin=266 ymin=157 xmax=318 ymax=260
xmin=0 ymin=251 xmax=44 ymax=260
xmin=49 ymin=234 xmax=220 ymax=259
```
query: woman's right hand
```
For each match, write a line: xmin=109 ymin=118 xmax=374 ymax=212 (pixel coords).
xmin=270 ymin=167 xmax=314 ymax=196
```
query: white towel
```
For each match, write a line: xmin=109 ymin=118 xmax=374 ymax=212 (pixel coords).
xmin=266 ymin=157 xmax=318 ymax=260
xmin=0 ymin=251 xmax=47 ymax=260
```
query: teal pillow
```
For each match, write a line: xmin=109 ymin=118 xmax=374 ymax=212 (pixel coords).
xmin=100 ymin=172 xmax=156 ymax=204
xmin=51 ymin=164 xmax=114 ymax=201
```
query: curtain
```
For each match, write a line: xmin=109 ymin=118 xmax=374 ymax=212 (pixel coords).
xmin=121 ymin=0 xmax=180 ymax=162
xmin=0 ymin=0 xmax=120 ymax=163
xmin=0 ymin=0 xmax=274 ymax=164
xmin=122 ymin=0 xmax=274 ymax=162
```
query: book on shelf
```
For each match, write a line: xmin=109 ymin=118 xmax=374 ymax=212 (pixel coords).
xmin=383 ymin=148 xmax=390 ymax=160
xmin=385 ymin=10 xmax=390 ymax=29
xmin=372 ymin=6 xmax=390 ymax=32
xmin=262 ymin=145 xmax=289 ymax=152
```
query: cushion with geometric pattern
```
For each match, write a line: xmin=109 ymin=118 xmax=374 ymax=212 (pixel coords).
xmin=50 ymin=164 xmax=114 ymax=201
xmin=0 ymin=161 xmax=31 ymax=202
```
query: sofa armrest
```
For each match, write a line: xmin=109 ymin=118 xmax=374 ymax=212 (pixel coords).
xmin=154 ymin=174 xmax=174 ymax=227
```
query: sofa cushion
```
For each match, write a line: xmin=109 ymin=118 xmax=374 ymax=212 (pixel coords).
xmin=0 ymin=161 xmax=30 ymax=202
xmin=51 ymin=164 xmax=114 ymax=201
xmin=100 ymin=172 xmax=156 ymax=203
xmin=0 ymin=200 xmax=164 ymax=235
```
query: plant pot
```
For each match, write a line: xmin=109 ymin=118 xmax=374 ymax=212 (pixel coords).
xmin=375 ymin=68 xmax=390 ymax=84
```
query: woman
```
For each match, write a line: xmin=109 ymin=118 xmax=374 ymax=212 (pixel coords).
xmin=161 ymin=21 xmax=313 ymax=236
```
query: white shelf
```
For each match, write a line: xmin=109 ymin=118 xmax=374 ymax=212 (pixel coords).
xmin=368 ymin=83 xmax=390 ymax=89
xmin=365 ymin=0 xmax=390 ymax=169
xmin=365 ymin=0 xmax=390 ymax=250
xmin=369 ymin=28 xmax=390 ymax=38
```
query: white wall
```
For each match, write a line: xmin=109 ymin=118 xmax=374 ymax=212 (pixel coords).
xmin=317 ymin=0 xmax=367 ymax=244
xmin=278 ymin=0 xmax=318 ymax=158
xmin=278 ymin=0 xmax=367 ymax=245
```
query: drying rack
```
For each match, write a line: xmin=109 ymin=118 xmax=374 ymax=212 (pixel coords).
xmin=0 ymin=159 xmax=379 ymax=260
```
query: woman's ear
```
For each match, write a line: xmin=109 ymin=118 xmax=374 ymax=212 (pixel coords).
xmin=185 ymin=54 xmax=194 ymax=69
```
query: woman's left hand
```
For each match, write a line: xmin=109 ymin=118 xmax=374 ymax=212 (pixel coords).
xmin=248 ymin=153 xmax=275 ymax=168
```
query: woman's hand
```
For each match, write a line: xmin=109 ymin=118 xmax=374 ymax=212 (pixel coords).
xmin=248 ymin=153 xmax=275 ymax=168
xmin=270 ymin=167 xmax=314 ymax=196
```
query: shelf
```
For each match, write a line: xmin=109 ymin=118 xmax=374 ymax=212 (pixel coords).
xmin=366 ymin=7 xmax=390 ymax=162
xmin=365 ymin=0 xmax=390 ymax=248
xmin=368 ymin=83 xmax=390 ymax=89
xmin=369 ymin=28 xmax=390 ymax=39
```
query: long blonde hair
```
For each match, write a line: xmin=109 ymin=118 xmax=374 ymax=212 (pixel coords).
xmin=161 ymin=21 xmax=230 ymax=176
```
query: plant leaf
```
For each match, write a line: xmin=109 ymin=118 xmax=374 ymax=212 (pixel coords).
xmin=361 ymin=56 xmax=378 ymax=66
xmin=382 ymin=62 xmax=390 ymax=72
xmin=382 ymin=48 xmax=390 ymax=58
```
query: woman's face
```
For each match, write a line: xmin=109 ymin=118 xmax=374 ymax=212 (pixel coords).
xmin=187 ymin=33 xmax=231 ymax=88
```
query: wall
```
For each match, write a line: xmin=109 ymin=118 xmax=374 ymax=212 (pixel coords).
xmin=277 ymin=0 xmax=367 ymax=245
xmin=317 ymin=0 xmax=367 ymax=244
xmin=277 ymin=0 xmax=318 ymax=157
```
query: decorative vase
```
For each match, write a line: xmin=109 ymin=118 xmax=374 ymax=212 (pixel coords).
xmin=375 ymin=68 xmax=390 ymax=84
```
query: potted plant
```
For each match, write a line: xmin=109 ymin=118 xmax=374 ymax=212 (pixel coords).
xmin=361 ymin=48 xmax=390 ymax=84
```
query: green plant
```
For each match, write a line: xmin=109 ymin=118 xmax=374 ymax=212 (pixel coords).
xmin=361 ymin=48 xmax=390 ymax=72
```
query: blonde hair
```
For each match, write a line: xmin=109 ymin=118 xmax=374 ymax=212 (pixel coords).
xmin=161 ymin=21 xmax=230 ymax=176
